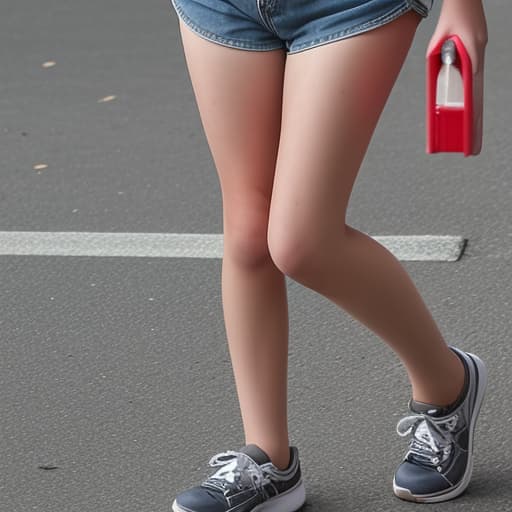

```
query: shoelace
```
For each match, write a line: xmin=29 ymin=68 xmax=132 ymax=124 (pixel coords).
xmin=200 ymin=450 xmax=273 ymax=497
xmin=396 ymin=413 xmax=459 ymax=470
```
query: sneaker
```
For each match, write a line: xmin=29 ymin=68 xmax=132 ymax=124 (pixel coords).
xmin=392 ymin=346 xmax=487 ymax=503
xmin=171 ymin=443 xmax=306 ymax=512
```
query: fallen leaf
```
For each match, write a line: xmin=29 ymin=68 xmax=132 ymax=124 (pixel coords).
xmin=98 ymin=95 xmax=116 ymax=103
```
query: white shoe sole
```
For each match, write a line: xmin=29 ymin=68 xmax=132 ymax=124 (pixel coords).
xmin=172 ymin=478 xmax=307 ymax=512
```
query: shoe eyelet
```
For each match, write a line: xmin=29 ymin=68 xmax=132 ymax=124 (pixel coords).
xmin=437 ymin=466 xmax=442 ymax=472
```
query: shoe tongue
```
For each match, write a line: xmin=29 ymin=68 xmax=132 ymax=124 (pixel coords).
xmin=410 ymin=399 xmax=444 ymax=417
xmin=237 ymin=444 xmax=271 ymax=465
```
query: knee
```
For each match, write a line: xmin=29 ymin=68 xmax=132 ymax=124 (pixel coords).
xmin=268 ymin=221 xmax=353 ymax=279
xmin=223 ymin=214 xmax=272 ymax=269
xmin=267 ymin=224 xmax=326 ymax=279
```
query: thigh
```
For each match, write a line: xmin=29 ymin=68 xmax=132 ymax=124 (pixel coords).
xmin=176 ymin=18 xmax=286 ymax=240
xmin=268 ymin=10 xmax=421 ymax=248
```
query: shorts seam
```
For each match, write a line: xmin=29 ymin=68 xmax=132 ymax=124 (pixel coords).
xmin=266 ymin=0 xmax=281 ymax=36
xmin=171 ymin=0 xmax=285 ymax=51
xmin=287 ymin=2 xmax=418 ymax=54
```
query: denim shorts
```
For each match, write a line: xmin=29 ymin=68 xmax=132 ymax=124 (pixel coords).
xmin=169 ymin=0 xmax=434 ymax=55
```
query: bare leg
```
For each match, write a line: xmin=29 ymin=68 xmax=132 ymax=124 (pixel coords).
xmin=177 ymin=20 xmax=291 ymax=469
xmin=267 ymin=10 xmax=465 ymax=406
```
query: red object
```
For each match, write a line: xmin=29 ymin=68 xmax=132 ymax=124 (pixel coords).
xmin=426 ymin=35 xmax=475 ymax=156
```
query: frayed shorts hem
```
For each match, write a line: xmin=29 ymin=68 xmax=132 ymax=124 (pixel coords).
xmin=170 ymin=0 xmax=431 ymax=55
xmin=171 ymin=0 xmax=285 ymax=52
xmin=287 ymin=3 xmax=421 ymax=55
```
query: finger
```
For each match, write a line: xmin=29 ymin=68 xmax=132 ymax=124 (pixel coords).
xmin=425 ymin=33 xmax=446 ymax=58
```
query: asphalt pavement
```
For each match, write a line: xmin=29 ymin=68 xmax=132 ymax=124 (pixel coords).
xmin=1 ymin=1 xmax=511 ymax=511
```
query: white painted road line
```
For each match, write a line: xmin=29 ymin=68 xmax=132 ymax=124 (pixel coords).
xmin=0 ymin=232 xmax=466 ymax=261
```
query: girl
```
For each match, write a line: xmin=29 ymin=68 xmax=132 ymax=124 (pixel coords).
xmin=168 ymin=0 xmax=488 ymax=510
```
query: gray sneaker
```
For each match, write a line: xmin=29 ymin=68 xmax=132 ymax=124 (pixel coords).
xmin=393 ymin=346 xmax=487 ymax=503
xmin=171 ymin=444 xmax=306 ymax=512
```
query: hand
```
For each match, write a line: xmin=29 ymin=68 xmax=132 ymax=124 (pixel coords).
xmin=426 ymin=0 xmax=488 ymax=74
xmin=427 ymin=0 xmax=488 ymax=155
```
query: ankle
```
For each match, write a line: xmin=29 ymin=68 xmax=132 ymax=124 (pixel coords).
xmin=411 ymin=348 xmax=467 ymax=407
xmin=271 ymin=451 xmax=291 ymax=471
xmin=244 ymin=438 xmax=291 ymax=470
